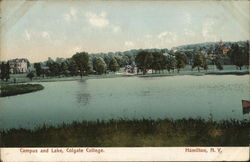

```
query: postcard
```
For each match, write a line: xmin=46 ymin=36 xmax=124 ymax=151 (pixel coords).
xmin=0 ymin=0 xmax=249 ymax=161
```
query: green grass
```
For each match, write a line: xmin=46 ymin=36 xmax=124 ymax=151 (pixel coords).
xmin=1 ymin=65 xmax=248 ymax=84
xmin=1 ymin=118 xmax=249 ymax=147
xmin=0 ymin=84 xmax=44 ymax=97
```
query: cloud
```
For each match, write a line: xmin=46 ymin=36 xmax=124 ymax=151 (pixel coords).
xmin=41 ymin=31 xmax=50 ymax=39
xmin=85 ymin=11 xmax=109 ymax=28
xmin=158 ymin=31 xmax=177 ymax=42
xmin=84 ymin=11 xmax=121 ymax=33
xmin=64 ymin=7 xmax=78 ymax=22
xmin=124 ymin=41 xmax=135 ymax=48
xmin=24 ymin=30 xmax=31 ymax=41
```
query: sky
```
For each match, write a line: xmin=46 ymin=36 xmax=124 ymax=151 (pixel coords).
xmin=1 ymin=0 xmax=249 ymax=63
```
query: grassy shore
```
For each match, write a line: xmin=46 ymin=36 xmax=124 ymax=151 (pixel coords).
xmin=1 ymin=118 xmax=249 ymax=147
xmin=0 ymin=84 xmax=44 ymax=97
xmin=0 ymin=65 xmax=248 ymax=84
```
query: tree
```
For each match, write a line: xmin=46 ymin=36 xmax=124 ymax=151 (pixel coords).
xmin=135 ymin=51 xmax=153 ymax=74
xmin=93 ymin=57 xmax=107 ymax=74
xmin=151 ymin=52 xmax=166 ymax=73
xmin=47 ymin=61 xmax=60 ymax=76
xmin=245 ymin=41 xmax=249 ymax=67
xmin=60 ymin=62 xmax=68 ymax=76
xmin=214 ymin=55 xmax=223 ymax=70
xmin=26 ymin=72 xmax=35 ymax=81
xmin=72 ymin=52 xmax=89 ymax=78
xmin=228 ymin=44 xmax=247 ymax=70
xmin=68 ymin=59 xmax=78 ymax=76
xmin=109 ymin=57 xmax=120 ymax=72
xmin=114 ymin=56 xmax=124 ymax=67
xmin=0 ymin=62 xmax=5 ymax=81
xmin=5 ymin=62 xmax=10 ymax=82
xmin=165 ymin=55 xmax=176 ymax=73
xmin=34 ymin=63 xmax=42 ymax=77
xmin=239 ymin=41 xmax=250 ymax=68
xmin=192 ymin=54 xmax=207 ymax=72
xmin=175 ymin=52 xmax=187 ymax=73
xmin=27 ymin=61 xmax=31 ymax=69
xmin=0 ymin=62 xmax=10 ymax=82
xmin=103 ymin=56 xmax=112 ymax=66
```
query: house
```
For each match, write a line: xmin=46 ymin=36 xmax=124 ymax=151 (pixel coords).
xmin=218 ymin=40 xmax=230 ymax=55
xmin=8 ymin=58 xmax=29 ymax=74
xmin=125 ymin=65 xmax=137 ymax=73
xmin=222 ymin=47 xmax=230 ymax=55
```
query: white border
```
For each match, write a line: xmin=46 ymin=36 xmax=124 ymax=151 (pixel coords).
xmin=0 ymin=147 xmax=249 ymax=161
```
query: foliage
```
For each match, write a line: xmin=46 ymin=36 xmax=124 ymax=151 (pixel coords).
xmin=109 ymin=57 xmax=120 ymax=72
xmin=92 ymin=57 xmax=107 ymax=74
xmin=175 ymin=52 xmax=187 ymax=72
xmin=26 ymin=71 xmax=35 ymax=80
xmin=165 ymin=55 xmax=176 ymax=72
xmin=228 ymin=43 xmax=249 ymax=70
xmin=135 ymin=51 xmax=154 ymax=74
xmin=192 ymin=54 xmax=208 ymax=72
xmin=151 ymin=52 xmax=166 ymax=73
xmin=34 ymin=63 xmax=42 ymax=77
xmin=47 ymin=61 xmax=60 ymax=76
xmin=214 ymin=55 xmax=223 ymax=70
xmin=1 ymin=118 xmax=249 ymax=147
xmin=67 ymin=59 xmax=78 ymax=76
xmin=0 ymin=84 xmax=44 ymax=97
xmin=0 ymin=62 xmax=10 ymax=82
xmin=60 ymin=62 xmax=68 ymax=76
xmin=72 ymin=52 xmax=90 ymax=77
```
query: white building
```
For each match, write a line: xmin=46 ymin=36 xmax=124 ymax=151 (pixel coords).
xmin=8 ymin=58 xmax=29 ymax=74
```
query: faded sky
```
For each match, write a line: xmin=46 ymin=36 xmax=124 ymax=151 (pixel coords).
xmin=1 ymin=0 xmax=249 ymax=62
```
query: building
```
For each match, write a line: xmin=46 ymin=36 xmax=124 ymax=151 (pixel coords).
xmin=222 ymin=47 xmax=230 ymax=55
xmin=8 ymin=58 xmax=29 ymax=74
xmin=218 ymin=40 xmax=230 ymax=55
xmin=125 ymin=65 xmax=137 ymax=73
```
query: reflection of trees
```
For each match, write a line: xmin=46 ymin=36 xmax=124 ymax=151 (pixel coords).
xmin=77 ymin=80 xmax=90 ymax=105
xmin=77 ymin=93 xmax=91 ymax=105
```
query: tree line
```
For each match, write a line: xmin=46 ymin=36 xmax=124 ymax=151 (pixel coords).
xmin=0 ymin=41 xmax=249 ymax=81
xmin=28 ymin=40 xmax=248 ymax=79
xmin=27 ymin=52 xmax=122 ymax=80
xmin=135 ymin=51 xmax=208 ymax=74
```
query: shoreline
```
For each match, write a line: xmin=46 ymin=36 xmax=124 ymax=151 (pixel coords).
xmin=1 ymin=70 xmax=249 ymax=84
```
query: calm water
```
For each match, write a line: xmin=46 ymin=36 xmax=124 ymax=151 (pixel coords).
xmin=0 ymin=75 xmax=249 ymax=130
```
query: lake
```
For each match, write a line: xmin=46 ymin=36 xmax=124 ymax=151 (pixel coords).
xmin=0 ymin=75 xmax=249 ymax=130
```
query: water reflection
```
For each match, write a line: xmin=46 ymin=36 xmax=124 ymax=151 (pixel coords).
xmin=76 ymin=92 xmax=91 ymax=105
xmin=76 ymin=79 xmax=91 ymax=105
